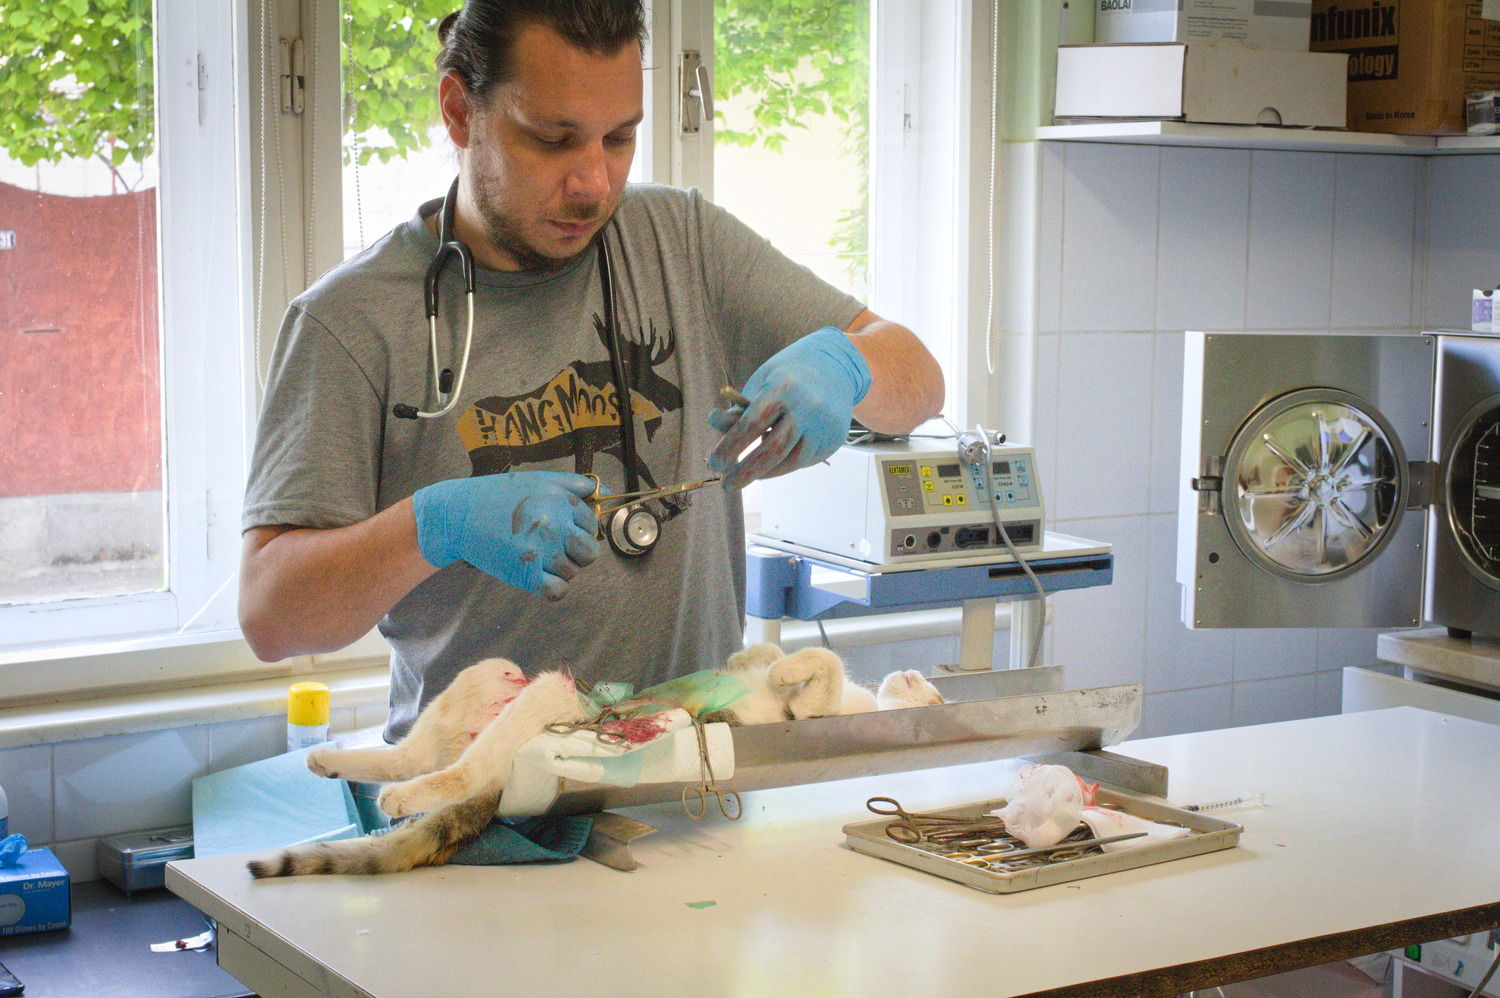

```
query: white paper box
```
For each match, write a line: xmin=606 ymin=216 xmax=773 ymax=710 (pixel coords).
xmin=1054 ymin=43 xmax=1348 ymax=127
xmin=1095 ymin=0 xmax=1313 ymax=51
xmin=1474 ymin=290 xmax=1497 ymax=333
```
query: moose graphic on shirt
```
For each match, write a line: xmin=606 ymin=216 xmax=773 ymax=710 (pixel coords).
xmin=456 ymin=316 xmax=687 ymax=515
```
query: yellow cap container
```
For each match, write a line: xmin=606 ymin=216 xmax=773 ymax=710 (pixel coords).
xmin=287 ymin=681 xmax=330 ymax=726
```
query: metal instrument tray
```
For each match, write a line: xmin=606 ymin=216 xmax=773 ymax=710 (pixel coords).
xmin=842 ymin=787 xmax=1242 ymax=893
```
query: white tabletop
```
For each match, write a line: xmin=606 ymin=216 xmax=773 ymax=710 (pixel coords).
xmin=167 ymin=707 xmax=1500 ymax=998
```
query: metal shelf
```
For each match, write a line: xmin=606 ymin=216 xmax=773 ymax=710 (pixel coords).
xmin=1036 ymin=121 xmax=1500 ymax=155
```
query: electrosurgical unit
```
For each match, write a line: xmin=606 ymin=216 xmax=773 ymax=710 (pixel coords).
xmin=756 ymin=437 xmax=1044 ymax=569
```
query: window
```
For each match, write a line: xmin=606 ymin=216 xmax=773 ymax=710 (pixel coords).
xmin=0 ymin=7 xmax=164 ymax=606
xmin=712 ymin=0 xmax=872 ymax=300
xmin=0 ymin=0 xmax=992 ymax=700
xmin=703 ymin=0 xmax=965 ymax=412
xmin=0 ymin=5 xmax=245 ymax=670
xmin=339 ymin=3 xmax=450 ymax=260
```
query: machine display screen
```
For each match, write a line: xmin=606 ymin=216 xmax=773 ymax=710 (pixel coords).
xmin=937 ymin=463 xmax=960 ymax=478
xmin=993 ymin=461 xmax=1011 ymax=475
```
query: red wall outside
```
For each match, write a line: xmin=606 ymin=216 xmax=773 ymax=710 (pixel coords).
xmin=0 ymin=181 xmax=162 ymax=498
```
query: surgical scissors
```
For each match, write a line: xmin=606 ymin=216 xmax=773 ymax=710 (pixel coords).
xmin=682 ymin=717 xmax=742 ymax=821
xmin=583 ymin=474 xmax=721 ymax=521
xmin=866 ymin=797 xmax=1009 ymax=844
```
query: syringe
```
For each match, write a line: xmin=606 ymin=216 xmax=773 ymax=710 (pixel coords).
xmin=1178 ymin=790 xmax=1265 ymax=813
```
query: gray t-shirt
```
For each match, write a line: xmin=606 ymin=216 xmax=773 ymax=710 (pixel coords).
xmin=243 ymin=183 xmax=864 ymax=739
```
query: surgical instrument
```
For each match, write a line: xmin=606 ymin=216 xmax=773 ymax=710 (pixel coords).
xmin=682 ymin=717 xmax=742 ymax=821
xmin=543 ymin=720 xmax=631 ymax=746
xmin=1179 ymin=790 xmax=1266 ymax=812
xmin=865 ymin=797 xmax=1008 ymax=844
xmin=980 ymin=831 xmax=1147 ymax=863
xmin=584 ymin=474 xmax=721 ymax=520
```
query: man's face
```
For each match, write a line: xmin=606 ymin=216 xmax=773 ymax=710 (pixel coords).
xmin=452 ymin=23 xmax=643 ymax=272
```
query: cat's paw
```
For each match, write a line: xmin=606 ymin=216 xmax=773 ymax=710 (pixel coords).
xmin=726 ymin=642 xmax=783 ymax=672
xmin=305 ymin=747 xmax=343 ymax=778
xmin=378 ymin=770 xmax=471 ymax=817
xmin=376 ymin=782 xmax=422 ymax=818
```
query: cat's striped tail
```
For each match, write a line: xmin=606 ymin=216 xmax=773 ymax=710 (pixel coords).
xmin=246 ymin=789 xmax=501 ymax=878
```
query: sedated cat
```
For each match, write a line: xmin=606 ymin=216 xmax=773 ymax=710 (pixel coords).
xmin=248 ymin=644 xmax=944 ymax=878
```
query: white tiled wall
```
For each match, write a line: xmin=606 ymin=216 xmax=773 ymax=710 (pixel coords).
xmin=3 ymin=703 xmax=388 ymax=882
xmin=1030 ymin=141 xmax=1500 ymax=739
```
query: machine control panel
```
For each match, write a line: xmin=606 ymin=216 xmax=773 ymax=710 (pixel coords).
xmin=882 ymin=455 xmax=1037 ymax=517
xmin=878 ymin=447 xmax=1042 ymax=559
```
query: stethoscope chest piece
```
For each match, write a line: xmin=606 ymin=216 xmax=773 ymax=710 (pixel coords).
xmin=608 ymin=505 xmax=661 ymax=557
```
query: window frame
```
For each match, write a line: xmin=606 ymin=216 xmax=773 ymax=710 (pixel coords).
xmin=0 ymin=0 xmax=379 ymax=703
xmin=0 ymin=4 xmax=250 ymax=672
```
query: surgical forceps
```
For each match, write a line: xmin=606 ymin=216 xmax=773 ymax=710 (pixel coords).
xmin=944 ymin=831 xmax=1150 ymax=870
xmin=543 ymin=719 xmax=631 ymax=746
xmin=542 ymin=678 xmax=633 ymax=745
xmin=682 ymin=718 xmax=742 ymax=821
xmin=583 ymin=474 xmax=721 ymax=521
xmin=866 ymin=797 xmax=1009 ymax=844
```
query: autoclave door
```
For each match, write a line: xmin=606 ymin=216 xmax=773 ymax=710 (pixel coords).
xmin=1429 ymin=333 xmax=1500 ymax=638
xmin=1177 ymin=331 xmax=1436 ymax=629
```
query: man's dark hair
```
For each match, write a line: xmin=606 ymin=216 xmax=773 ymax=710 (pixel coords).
xmin=436 ymin=1 xmax=648 ymax=106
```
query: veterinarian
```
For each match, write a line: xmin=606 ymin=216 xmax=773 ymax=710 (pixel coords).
xmin=238 ymin=0 xmax=944 ymax=740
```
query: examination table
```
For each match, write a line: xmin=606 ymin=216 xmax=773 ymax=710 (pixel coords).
xmin=167 ymin=707 xmax=1500 ymax=998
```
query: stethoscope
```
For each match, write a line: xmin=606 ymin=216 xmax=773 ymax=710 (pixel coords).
xmin=392 ymin=176 xmax=661 ymax=558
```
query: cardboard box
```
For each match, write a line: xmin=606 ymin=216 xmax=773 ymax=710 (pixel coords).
xmin=1096 ymin=0 xmax=1314 ymax=51
xmin=1054 ymin=43 xmax=1349 ymax=127
xmin=1309 ymin=0 xmax=1500 ymax=134
xmin=0 ymin=846 xmax=71 ymax=936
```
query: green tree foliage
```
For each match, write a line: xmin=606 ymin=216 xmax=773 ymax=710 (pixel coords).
xmin=0 ymin=0 xmax=868 ymax=264
xmin=714 ymin=0 xmax=870 ymax=280
xmin=713 ymin=0 xmax=868 ymax=153
xmin=341 ymin=0 xmax=450 ymax=165
xmin=0 ymin=0 xmax=450 ymax=175
xmin=0 ymin=0 xmax=154 ymax=179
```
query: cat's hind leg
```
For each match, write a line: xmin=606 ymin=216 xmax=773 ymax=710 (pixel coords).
xmin=769 ymin=647 xmax=849 ymax=718
xmin=377 ymin=672 xmax=589 ymax=818
xmin=309 ymin=659 xmax=527 ymax=783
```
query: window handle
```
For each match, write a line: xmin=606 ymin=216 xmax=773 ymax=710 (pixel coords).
xmin=692 ymin=63 xmax=714 ymax=123
xmin=680 ymin=51 xmax=713 ymax=134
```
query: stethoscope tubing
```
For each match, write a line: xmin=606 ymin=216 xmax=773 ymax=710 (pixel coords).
xmin=412 ymin=293 xmax=475 ymax=420
xmin=399 ymin=177 xmax=660 ymax=556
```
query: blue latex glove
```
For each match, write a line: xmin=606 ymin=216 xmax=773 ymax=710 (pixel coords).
xmin=0 ymin=834 xmax=27 ymax=867
xmin=707 ymin=326 xmax=872 ymax=490
xmin=413 ymin=471 xmax=601 ymax=601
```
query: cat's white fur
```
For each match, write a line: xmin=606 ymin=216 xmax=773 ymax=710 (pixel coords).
xmin=247 ymin=645 xmax=942 ymax=878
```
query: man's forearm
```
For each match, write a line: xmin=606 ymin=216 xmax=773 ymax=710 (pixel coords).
xmin=846 ymin=315 xmax=946 ymax=434
xmin=238 ymin=499 xmax=437 ymax=661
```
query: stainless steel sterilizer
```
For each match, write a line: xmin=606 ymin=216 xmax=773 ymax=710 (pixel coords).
xmin=1178 ymin=330 xmax=1500 ymax=638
